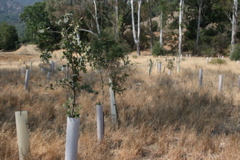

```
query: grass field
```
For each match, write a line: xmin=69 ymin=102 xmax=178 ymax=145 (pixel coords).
xmin=1 ymin=49 xmax=240 ymax=159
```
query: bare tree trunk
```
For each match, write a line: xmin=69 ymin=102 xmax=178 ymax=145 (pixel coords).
xmin=131 ymin=0 xmax=142 ymax=56
xmin=230 ymin=0 xmax=238 ymax=56
xmin=148 ymin=0 xmax=153 ymax=55
xmin=178 ymin=0 xmax=184 ymax=58
xmin=159 ymin=11 xmax=163 ymax=47
xmin=137 ymin=0 xmax=141 ymax=56
xmin=93 ymin=0 xmax=100 ymax=35
xmin=115 ymin=0 xmax=119 ymax=41
xmin=196 ymin=0 xmax=202 ymax=55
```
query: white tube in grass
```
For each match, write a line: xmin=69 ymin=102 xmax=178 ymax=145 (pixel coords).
xmin=199 ymin=69 xmax=203 ymax=88
xmin=206 ymin=57 xmax=209 ymax=64
xmin=218 ymin=75 xmax=223 ymax=92
xmin=15 ymin=111 xmax=30 ymax=160
xmin=30 ymin=61 xmax=33 ymax=71
xmin=47 ymin=72 xmax=51 ymax=81
xmin=62 ymin=66 xmax=65 ymax=71
xmin=109 ymin=78 xmax=117 ymax=123
xmin=168 ymin=69 xmax=172 ymax=75
xmin=176 ymin=61 xmax=180 ymax=74
xmin=148 ymin=67 xmax=152 ymax=76
xmin=96 ymin=105 xmax=104 ymax=141
xmin=20 ymin=66 xmax=25 ymax=76
xmin=65 ymin=117 xmax=80 ymax=160
xmin=24 ymin=69 xmax=30 ymax=90
xmin=238 ymin=75 xmax=240 ymax=88
xmin=157 ymin=62 xmax=161 ymax=74
xmin=66 ymin=66 xmax=69 ymax=79
xmin=50 ymin=61 xmax=55 ymax=71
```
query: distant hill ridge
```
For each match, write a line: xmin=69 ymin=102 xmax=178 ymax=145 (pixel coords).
xmin=0 ymin=0 xmax=42 ymax=38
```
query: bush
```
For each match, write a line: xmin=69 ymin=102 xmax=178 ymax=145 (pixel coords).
xmin=152 ymin=20 xmax=158 ymax=32
xmin=210 ymin=58 xmax=227 ymax=65
xmin=0 ymin=22 xmax=19 ymax=51
xmin=152 ymin=42 xmax=166 ymax=56
xmin=230 ymin=44 xmax=240 ymax=60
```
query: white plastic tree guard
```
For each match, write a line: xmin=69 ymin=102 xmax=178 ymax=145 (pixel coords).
xmin=50 ymin=61 xmax=55 ymax=71
xmin=15 ymin=111 xmax=30 ymax=160
xmin=218 ymin=75 xmax=223 ymax=92
xmin=20 ymin=66 xmax=25 ymax=76
xmin=199 ymin=69 xmax=203 ymax=88
xmin=65 ymin=117 xmax=80 ymax=160
xmin=238 ymin=75 xmax=240 ymax=88
xmin=96 ymin=105 xmax=104 ymax=141
xmin=47 ymin=72 xmax=51 ymax=81
xmin=66 ymin=66 xmax=69 ymax=79
xmin=148 ymin=66 xmax=152 ymax=76
xmin=30 ymin=61 xmax=33 ymax=71
xmin=109 ymin=78 xmax=117 ymax=123
xmin=168 ymin=69 xmax=172 ymax=76
xmin=24 ymin=69 xmax=30 ymax=90
xmin=176 ymin=61 xmax=180 ymax=74
xmin=157 ymin=62 xmax=161 ymax=74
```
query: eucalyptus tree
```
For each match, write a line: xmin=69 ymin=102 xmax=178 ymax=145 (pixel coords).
xmin=220 ymin=0 xmax=239 ymax=58
xmin=184 ymin=0 xmax=226 ymax=55
xmin=157 ymin=0 xmax=173 ymax=47
xmin=20 ymin=1 xmax=60 ymax=49
xmin=179 ymin=0 xmax=184 ymax=57
xmin=185 ymin=0 xmax=205 ymax=54
xmin=131 ymin=0 xmax=142 ymax=56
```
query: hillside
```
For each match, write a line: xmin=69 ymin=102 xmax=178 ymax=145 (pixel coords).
xmin=0 ymin=0 xmax=42 ymax=38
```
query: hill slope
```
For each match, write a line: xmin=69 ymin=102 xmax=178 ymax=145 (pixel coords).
xmin=0 ymin=0 xmax=42 ymax=38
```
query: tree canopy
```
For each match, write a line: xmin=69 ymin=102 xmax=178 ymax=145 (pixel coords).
xmin=15 ymin=0 xmax=240 ymax=57
xmin=0 ymin=22 xmax=19 ymax=51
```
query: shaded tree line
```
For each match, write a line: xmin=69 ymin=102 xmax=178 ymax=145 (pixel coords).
xmin=16 ymin=0 xmax=240 ymax=59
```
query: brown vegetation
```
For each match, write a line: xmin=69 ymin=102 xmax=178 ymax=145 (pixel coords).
xmin=1 ymin=54 xmax=240 ymax=159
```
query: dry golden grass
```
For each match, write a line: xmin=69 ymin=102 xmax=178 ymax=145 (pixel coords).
xmin=1 ymin=54 xmax=240 ymax=160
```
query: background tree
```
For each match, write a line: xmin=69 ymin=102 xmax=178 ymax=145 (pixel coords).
xmin=20 ymin=1 xmax=60 ymax=50
xmin=131 ymin=0 xmax=142 ymax=56
xmin=219 ymin=0 xmax=239 ymax=59
xmin=179 ymin=0 xmax=184 ymax=57
xmin=0 ymin=22 xmax=19 ymax=51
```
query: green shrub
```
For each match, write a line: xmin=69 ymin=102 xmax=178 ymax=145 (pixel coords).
xmin=152 ymin=42 xmax=166 ymax=56
xmin=0 ymin=22 xmax=19 ymax=51
xmin=152 ymin=20 xmax=158 ymax=32
xmin=210 ymin=58 xmax=227 ymax=65
xmin=230 ymin=44 xmax=240 ymax=60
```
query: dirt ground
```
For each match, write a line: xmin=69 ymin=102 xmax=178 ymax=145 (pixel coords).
xmin=0 ymin=45 xmax=41 ymax=62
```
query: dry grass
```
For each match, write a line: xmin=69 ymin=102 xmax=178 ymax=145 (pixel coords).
xmin=1 ymin=55 xmax=240 ymax=160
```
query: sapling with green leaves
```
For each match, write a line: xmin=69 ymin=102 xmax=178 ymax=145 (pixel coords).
xmin=90 ymin=32 xmax=130 ymax=123
xmin=40 ymin=13 xmax=92 ymax=118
